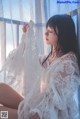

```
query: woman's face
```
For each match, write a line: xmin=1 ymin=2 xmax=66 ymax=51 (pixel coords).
xmin=45 ymin=26 xmax=58 ymax=48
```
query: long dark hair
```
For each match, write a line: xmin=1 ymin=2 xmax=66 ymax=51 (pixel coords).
xmin=42 ymin=14 xmax=80 ymax=71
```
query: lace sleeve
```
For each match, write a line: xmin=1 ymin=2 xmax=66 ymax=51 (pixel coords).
xmin=1 ymin=32 xmax=26 ymax=72
xmin=53 ymin=60 xmax=80 ymax=119
xmin=0 ymin=32 xmax=27 ymax=95
xmin=29 ymin=59 xmax=80 ymax=119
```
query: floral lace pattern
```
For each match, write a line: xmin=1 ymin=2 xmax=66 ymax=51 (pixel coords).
xmin=1 ymin=22 xmax=79 ymax=119
xmin=18 ymin=52 xmax=80 ymax=119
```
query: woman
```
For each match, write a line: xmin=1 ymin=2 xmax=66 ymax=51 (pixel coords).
xmin=0 ymin=15 xmax=80 ymax=119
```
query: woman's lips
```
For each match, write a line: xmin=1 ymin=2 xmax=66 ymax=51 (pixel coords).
xmin=46 ymin=38 xmax=48 ymax=41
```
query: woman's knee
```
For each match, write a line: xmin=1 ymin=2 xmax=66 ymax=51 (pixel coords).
xmin=0 ymin=83 xmax=10 ymax=88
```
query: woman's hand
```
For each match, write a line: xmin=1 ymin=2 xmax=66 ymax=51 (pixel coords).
xmin=22 ymin=23 xmax=29 ymax=33
xmin=22 ymin=20 xmax=33 ymax=33
xmin=29 ymin=112 xmax=40 ymax=119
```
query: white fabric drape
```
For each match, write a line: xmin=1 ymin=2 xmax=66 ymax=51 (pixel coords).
xmin=0 ymin=0 xmax=6 ymax=70
xmin=17 ymin=32 xmax=80 ymax=119
xmin=0 ymin=21 xmax=45 ymax=96
xmin=0 ymin=22 xmax=6 ymax=70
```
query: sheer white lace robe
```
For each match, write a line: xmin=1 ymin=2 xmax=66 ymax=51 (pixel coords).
xmin=18 ymin=51 xmax=80 ymax=119
xmin=0 ymin=22 xmax=80 ymax=119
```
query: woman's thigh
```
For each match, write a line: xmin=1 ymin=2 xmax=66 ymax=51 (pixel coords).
xmin=0 ymin=105 xmax=18 ymax=119
xmin=0 ymin=83 xmax=24 ymax=109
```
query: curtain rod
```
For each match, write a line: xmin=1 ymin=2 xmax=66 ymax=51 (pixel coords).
xmin=0 ymin=17 xmax=46 ymax=26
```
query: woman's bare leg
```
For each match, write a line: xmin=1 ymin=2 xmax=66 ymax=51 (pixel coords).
xmin=0 ymin=83 xmax=24 ymax=109
xmin=0 ymin=105 xmax=18 ymax=119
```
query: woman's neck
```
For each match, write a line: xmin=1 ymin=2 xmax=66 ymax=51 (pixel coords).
xmin=52 ymin=48 xmax=64 ymax=58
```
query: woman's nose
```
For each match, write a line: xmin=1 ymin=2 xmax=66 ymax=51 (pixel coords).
xmin=45 ymin=33 xmax=47 ymax=38
xmin=45 ymin=32 xmax=48 ymax=36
